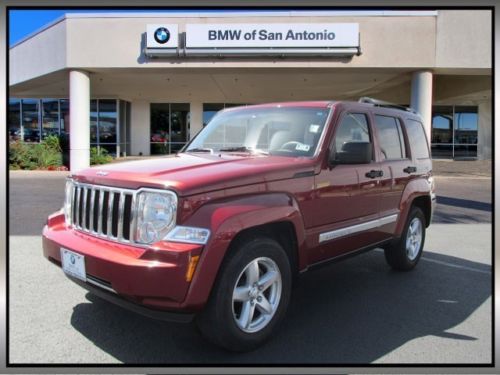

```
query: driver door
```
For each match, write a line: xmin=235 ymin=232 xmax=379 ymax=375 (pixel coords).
xmin=308 ymin=111 xmax=383 ymax=264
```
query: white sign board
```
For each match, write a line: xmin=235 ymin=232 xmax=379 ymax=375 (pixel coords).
xmin=185 ymin=23 xmax=359 ymax=48
xmin=146 ymin=24 xmax=179 ymax=49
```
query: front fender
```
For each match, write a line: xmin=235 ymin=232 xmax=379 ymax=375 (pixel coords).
xmin=179 ymin=193 xmax=306 ymax=310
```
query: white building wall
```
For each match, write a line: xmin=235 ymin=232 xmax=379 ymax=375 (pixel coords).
xmin=189 ymin=101 xmax=203 ymax=140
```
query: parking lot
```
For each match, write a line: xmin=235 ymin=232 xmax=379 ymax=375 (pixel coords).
xmin=8 ymin=169 xmax=492 ymax=364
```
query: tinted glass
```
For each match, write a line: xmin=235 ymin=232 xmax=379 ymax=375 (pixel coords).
xmin=405 ymin=119 xmax=430 ymax=159
xmin=90 ymin=100 xmax=98 ymax=143
xmin=60 ymin=99 xmax=70 ymax=136
xmin=454 ymin=106 xmax=478 ymax=144
xmin=8 ymin=99 xmax=21 ymax=141
xmin=334 ymin=113 xmax=370 ymax=152
xmin=431 ymin=106 xmax=453 ymax=158
xmin=22 ymin=99 xmax=39 ymax=142
xmin=374 ymin=115 xmax=406 ymax=160
xmin=98 ymin=99 xmax=117 ymax=144
xmin=42 ymin=99 xmax=60 ymax=139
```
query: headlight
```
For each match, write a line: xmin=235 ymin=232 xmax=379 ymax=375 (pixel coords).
xmin=136 ymin=190 xmax=177 ymax=244
xmin=64 ymin=179 xmax=73 ymax=225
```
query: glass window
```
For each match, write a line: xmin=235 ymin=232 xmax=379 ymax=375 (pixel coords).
xmin=170 ymin=103 xmax=190 ymax=153
xmin=8 ymin=99 xmax=21 ymax=141
xmin=42 ymin=99 xmax=60 ymax=139
xmin=405 ymin=119 xmax=430 ymax=159
xmin=22 ymin=99 xmax=40 ymax=142
xmin=187 ymin=106 xmax=329 ymax=157
xmin=454 ymin=106 xmax=478 ymax=144
xmin=98 ymin=99 xmax=117 ymax=144
xmin=334 ymin=113 xmax=370 ymax=152
xmin=374 ymin=115 xmax=406 ymax=160
xmin=60 ymin=99 xmax=70 ymax=136
xmin=431 ymin=106 xmax=453 ymax=158
xmin=90 ymin=100 xmax=98 ymax=144
xmin=150 ymin=103 xmax=170 ymax=155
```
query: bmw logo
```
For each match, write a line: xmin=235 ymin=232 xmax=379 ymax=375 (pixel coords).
xmin=154 ymin=27 xmax=170 ymax=44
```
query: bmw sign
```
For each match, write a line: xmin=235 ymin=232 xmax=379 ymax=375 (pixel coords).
xmin=146 ymin=24 xmax=179 ymax=54
xmin=154 ymin=27 xmax=170 ymax=44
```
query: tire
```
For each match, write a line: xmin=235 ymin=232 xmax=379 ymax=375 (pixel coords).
xmin=196 ymin=237 xmax=292 ymax=352
xmin=384 ymin=206 xmax=426 ymax=271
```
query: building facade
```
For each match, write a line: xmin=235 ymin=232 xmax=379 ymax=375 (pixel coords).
xmin=8 ymin=10 xmax=492 ymax=171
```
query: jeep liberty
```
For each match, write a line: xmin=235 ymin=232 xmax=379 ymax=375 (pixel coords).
xmin=43 ymin=98 xmax=436 ymax=351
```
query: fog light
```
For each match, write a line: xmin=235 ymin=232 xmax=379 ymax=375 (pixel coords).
xmin=165 ymin=226 xmax=210 ymax=244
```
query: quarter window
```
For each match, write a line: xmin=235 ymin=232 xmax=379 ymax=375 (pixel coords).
xmin=374 ymin=115 xmax=407 ymax=160
xmin=405 ymin=119 xmax=430 ymax=159
xmin=334 ymin=113 xmax=371 ymax=152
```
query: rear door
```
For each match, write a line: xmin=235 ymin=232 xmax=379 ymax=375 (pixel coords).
xmin=371 ymin=113 xmax=413 ymax=240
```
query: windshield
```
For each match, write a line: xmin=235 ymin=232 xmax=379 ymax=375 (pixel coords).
xmin=184 ymin=106 xmax=330 ymax=157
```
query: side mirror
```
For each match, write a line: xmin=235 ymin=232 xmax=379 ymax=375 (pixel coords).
xmin=330 ymin=142 xmax=373 ymax=165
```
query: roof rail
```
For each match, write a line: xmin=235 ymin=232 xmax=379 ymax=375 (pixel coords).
xmin=358 ymin=97 xmax=418 ymax=114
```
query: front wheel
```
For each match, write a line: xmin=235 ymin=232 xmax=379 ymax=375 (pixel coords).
xmin=196 ymin=237 xmax=292 ymax=352
xmin=384 ymin=206 xmax=426 ymax=271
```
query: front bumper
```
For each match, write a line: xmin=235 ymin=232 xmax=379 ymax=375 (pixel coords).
xmin=43 ymin=211 xmax=204 ymax=314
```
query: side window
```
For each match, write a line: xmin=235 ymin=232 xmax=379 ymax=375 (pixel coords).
xmin=405 ymin=119 xmax=430 ymax=159
xmin=374 ymin=115 xmax=407 ymax=160
xmin=334 ymin=113 xmax=371 ymax=152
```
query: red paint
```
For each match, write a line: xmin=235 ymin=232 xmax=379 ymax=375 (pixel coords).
xmin=43 ymin=101 xmax=433 ymax=313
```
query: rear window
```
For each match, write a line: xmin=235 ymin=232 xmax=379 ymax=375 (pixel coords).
xmin=405 ymin=119 xmax=430 ymax=159
xmin=374 ymin=115 xmax=407 ymax=160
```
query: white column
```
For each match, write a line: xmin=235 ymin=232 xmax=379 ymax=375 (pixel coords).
xmin=69 ymin=70 xmax=90 ymax=172
xmin=477 ymin=99 xmax=492 ymax=160
xmin=130 ymin=100 xmax=150 ymax=156
xmin=410 ymin=70 xmax=433 ymax=141
xmin=189 ymin=101 xmax=203 ymax=140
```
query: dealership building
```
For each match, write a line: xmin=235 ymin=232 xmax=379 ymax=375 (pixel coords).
xmin=8 ymin=10 xmax=492 ymax=171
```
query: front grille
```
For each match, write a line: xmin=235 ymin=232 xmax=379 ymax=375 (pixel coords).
xmin=68 ymin=181 xmax=136 ymax=244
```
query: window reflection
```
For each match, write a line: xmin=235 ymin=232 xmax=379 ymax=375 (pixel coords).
xmin=8 ymin=99 xmax=21 ymax=141
xmin=98 ymin=99 xmax=117 ymax=144
xmin=22 ymin=99 xmax=40 ymax=142
xmin=431 ymin=105 xmax=478 ymax=158
xmin=42 ymin=99 xmax=60 ymax=139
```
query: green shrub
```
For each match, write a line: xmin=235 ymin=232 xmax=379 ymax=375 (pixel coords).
xmin=9 ymin=135 xmax=63 ymax=170
xmin=90 ymin=147 xmax=113 ymax=165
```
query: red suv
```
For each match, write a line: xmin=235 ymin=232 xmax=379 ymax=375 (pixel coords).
xmin=43 ymin=98 xmax=436 ymax=351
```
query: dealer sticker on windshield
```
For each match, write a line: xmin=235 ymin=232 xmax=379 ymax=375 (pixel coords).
xmin=60 ymin=248 xmax=86 ymax=282
xmin=295 ymin=143 xmax=311 ymax=152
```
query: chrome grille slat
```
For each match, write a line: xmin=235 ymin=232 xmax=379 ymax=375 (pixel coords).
xmin=75 ymin=187 xmax=82 ymax=229
xmin=89 ymin=188 xmax=96 ymax=233
xmin=130 ymin=194 xmax=137 ymax=243
xmin=117 ymin=192 xmax=125 ymax=240
xmin=97 ymin=190 xmax=104 ymax=235
xmin=107 ymin=190 xmax=115 ymax=238
xmin=82 ymin=187 xmax=88 ymax=231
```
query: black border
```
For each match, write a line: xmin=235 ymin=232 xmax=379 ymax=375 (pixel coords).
xmin=5 ymin=3 xmax=496 ymax=369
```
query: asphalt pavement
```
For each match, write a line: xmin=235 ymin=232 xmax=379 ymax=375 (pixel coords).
xmin=7 ymin=170 xmax=492 ymax=364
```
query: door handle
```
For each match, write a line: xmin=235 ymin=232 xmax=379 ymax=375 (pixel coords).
xmin=403 ymin=166 xmax=417 ymax=174
xmin=365 ymin=170 xmax=383 ymax=179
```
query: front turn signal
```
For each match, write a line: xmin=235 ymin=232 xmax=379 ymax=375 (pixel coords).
xmin=186 ymin=255 xmax=200 ymax=282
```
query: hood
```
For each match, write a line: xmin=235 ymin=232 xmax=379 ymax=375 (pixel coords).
xmin=73 ymin=153 xmax=316 ymax=196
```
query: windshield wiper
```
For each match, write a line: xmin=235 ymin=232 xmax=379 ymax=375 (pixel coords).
xmin=219 ymin=146 xmax=269 ymax=155
xmin=186 ymin=147 xmax=214 ymax=154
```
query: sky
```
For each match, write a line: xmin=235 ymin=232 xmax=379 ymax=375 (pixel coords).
xmin=8 ymin=9 xmax=222 ymax=46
